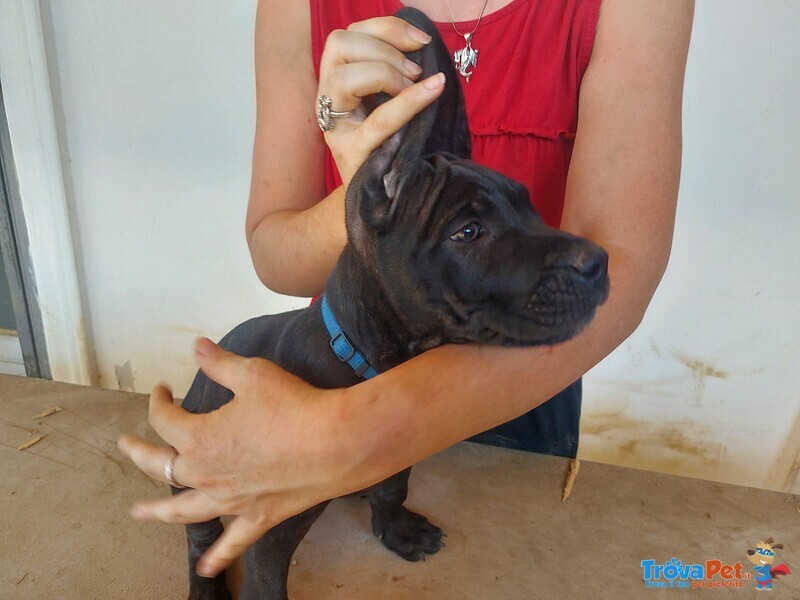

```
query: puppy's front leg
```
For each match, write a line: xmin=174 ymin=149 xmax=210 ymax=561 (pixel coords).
xmin=367 ymin=468 xmax=445 ymax=562
xmin=180 ymin=509 xmax=231 ymax=600
xmin=239 ymin=501 xmax=331 ymax=600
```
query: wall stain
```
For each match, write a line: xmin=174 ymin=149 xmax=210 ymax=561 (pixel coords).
xmin=74 ymin=316 xmax=99 ymax=386
xmin=649 ymin=339 xmax=662 ymax=358
xmin=170 ymin=325 xmax=206 ymax=337
xmin=674 ymin=351 xmax=730 ymax=380
xmin=170 ymin=325 xmax=224 ymax=339
xmin=114 ymin=360 xmax=135 ymax=392
xmin=672 ymin=351 xmax=730 ymax=406
xmin=593 ymin=377 xmax=681 ymax=398
xmin=581 ymin=409 xmax=722 ymax=477
xmin=765 ymin=408 xmax=800 ymax=492
xmin=784 ymin=449 xmax=800 ymax=493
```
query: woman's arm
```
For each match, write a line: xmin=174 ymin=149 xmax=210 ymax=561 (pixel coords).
xmin=245 ymin=1 xmax=438 ymax=297
xmin=120 ymin=0 xmax=694 ymax=577
xmin=244 ymin=0 xmax=343 ymax=296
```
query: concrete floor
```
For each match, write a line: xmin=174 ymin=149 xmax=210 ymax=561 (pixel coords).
xmin=1 ymin=374 xmax=798 ymax=599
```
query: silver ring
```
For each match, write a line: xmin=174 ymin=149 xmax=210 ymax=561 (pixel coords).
xmin=165 ymin=449 xmax=187 ymax=489
xmin=316 ymin=95 xmax=353 ymax=132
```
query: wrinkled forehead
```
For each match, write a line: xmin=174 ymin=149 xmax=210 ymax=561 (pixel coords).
xmin=422 ymin=158 xmax=537 ymax=222
xmin=449 ymin=158 xmax=519 ymax=188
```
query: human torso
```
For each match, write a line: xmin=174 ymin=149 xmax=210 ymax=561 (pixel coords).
xmin=310 ymin=0 xmax=601 ymax=228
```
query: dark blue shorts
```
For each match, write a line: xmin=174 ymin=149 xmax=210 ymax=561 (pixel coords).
xmin=466 ymin=379 xmax=582 ymax=458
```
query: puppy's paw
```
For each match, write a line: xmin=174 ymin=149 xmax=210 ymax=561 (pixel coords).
xmin=373 ymin=506 xmax=445 ymax=562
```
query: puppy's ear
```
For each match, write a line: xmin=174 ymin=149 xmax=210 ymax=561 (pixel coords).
xmin=349 ymin=7 xmax=470 ymax=230
xmin=392 ymin=7 xmax=471 ymax=161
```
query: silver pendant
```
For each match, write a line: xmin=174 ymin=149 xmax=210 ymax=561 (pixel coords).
xmin=453 ymin=32 xmax=478 ymax=83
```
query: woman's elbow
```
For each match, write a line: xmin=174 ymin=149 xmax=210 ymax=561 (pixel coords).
xmin=604 ymin=239 xmax=673 ymax=344
xmin=246 ymin=217 xmax=287 ymax=293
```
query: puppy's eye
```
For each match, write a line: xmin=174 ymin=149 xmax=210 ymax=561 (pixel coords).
xmin=449 ymin=222 xmax=483 ymax=242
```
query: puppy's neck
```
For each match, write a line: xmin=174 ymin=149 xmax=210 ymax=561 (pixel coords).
xmin=324 ymin=247 xmax=418 ymax=373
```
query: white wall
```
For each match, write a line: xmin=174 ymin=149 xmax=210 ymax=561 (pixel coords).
xmin=37 ymin=1 xmax=799 ymax=492
xmin=39 ymin=0 xmax=306 ymax=394
xmin=581 ymin=0 xmax=800 ymax=493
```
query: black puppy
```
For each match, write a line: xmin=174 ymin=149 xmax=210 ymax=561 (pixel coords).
xmin=177 ymin=7 xmax=608 ymax=600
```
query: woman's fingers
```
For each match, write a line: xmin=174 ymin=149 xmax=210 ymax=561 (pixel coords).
xmin=317 ymin=17 xmax=436 ymax=188
xmin=130 ymin=489 xmax=219 ymax=524
xmin=328 ymin=61 xmax=414 ymax=103
xmin=346 ymin=16 xmax=432 ymax=49
xmin=323 ymin=71 xmax=446 ymax=188
xmin=323 ymin=28 xmax=424 ymax=80
xmin=357 ymin=72 xmax=446 ymax=152
xmin=117 ymin=433 xmax=187 ymax=486
xmin=193 ymin=337 xmax=256 ymax=394
xmin=194 ymin=337 xmax=309 ymax=400
xmin=118 ymin=388 xmax=202 ymax=488
xmin=146 ymin=384 xmax=198 ymax=449
xmin=196 ymin=515 xmax=277 ymax=578
xmin=318 ymin=18 xmax=431 ymax=114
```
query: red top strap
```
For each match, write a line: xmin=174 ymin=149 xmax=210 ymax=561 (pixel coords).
xmin=309 ymin=0 xmax=601 ymax=227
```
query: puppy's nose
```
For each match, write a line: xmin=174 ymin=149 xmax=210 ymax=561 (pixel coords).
xmin=570 ymin=248 xmax=608 ymax=283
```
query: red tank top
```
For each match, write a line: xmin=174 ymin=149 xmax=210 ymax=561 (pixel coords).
xmin=310 ymin=0 xmax=600 ymax=228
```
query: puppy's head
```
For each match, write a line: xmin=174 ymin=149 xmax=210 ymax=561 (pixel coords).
xmin=345 ymin=7 xmax=609 ymax=348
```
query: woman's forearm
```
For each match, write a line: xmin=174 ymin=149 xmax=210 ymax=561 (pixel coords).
xmin=247 ymin=185 xmax=347 ymax=297
xmin=334 ymin=245 xmax=665 ymax=485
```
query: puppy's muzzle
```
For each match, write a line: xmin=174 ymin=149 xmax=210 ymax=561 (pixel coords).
xmin=525 ymin=244 xmax=609 ymax=320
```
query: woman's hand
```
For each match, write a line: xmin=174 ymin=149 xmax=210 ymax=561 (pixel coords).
xmin=117 ymin=338 xmax=362 ymax=578
xmin=317 ymin=16 xmax=446 ymax=188
xmin=244 ymin=8 xmax=449 ymax=296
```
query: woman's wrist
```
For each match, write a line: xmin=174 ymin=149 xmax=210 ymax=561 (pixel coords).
xmin=322 ymin=383 xmax=416 ymax=495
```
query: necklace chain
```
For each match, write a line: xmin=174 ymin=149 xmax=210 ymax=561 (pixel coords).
xmin=442 ymin=0 xmax=492 ymax=38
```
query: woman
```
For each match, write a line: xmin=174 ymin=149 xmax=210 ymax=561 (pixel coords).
xmin=119 ymin=0 xmax=694 ymax=579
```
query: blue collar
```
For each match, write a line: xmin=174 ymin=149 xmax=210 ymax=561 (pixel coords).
xmin=320 ymin=295 xmax=379 ymax=380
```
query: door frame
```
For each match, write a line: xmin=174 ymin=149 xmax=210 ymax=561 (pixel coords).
xmin=0 ymin=1 xmax=92 ymax=384
xmin=0 ymin=86 xmax=49 ymax=379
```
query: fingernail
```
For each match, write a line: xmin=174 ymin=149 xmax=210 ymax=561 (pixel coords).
xmin=408 ymin=26 xmax=432 ymax=44
xmin=424 ymin=72 xmax=445 ymax=90
xmin=402 ymin=76 xmax=414 ymax=88
xmin=404 ymin=58 xmax=423 ymax=76
xmin=196 ymin=561 xmax=216 ymax=578
xmin=129 ymin=505 xmax=146 ymax=520
xmin=194 ymin=337 xmax=210 ymax=358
